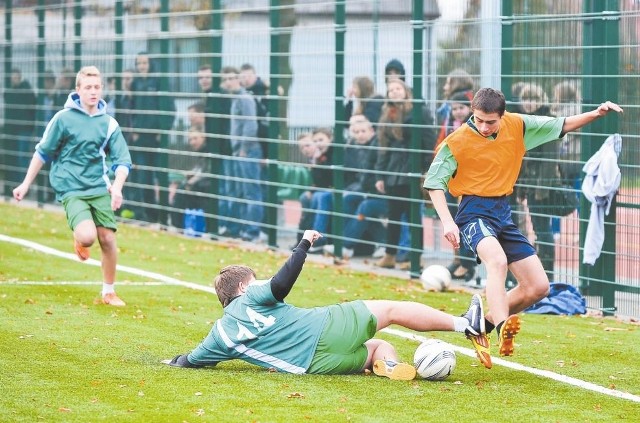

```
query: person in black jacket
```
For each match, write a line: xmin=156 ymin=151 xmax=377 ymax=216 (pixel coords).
xmin=130 ymin=52 xmax=176 ymax=224
xmin=323 ymin=115 xmax=386 ymax=259
xmin=197 ymin=64 xmax=234 ymax=236
xmin=374 ymin=79 xmax=436 ymax=269
xmin=3 ymin=68 xmax=37 ymax=196
xmin=511 ymin=82 xmax=558 ymax=280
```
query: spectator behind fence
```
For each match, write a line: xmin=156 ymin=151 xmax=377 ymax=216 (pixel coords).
xmin=104 ymin=76 xmax=117 ymax=117
xmin=384 ymin=58 xmax=406 ymax=83
xmin=114 ymin=69 xmax=135 ymax=137
xmin=344 ymin=76 xmax=384 ymax=128
xmin=220 ymin=66 xmax=264 ymax=242
xmin=435 ymin=68 xmax=475 ymax=151
xmin=551 ymin=80 xmax=583 ymax=187
xmin=38 ymin=70 xmax=58 ymax=132
xmin=511 ymin=82 xmax=558 ymax=280
xmin=296 ymin=128 xmax=334 ymax=252
xmin=168 ymin=128 xmax=211 ymax=233
xmin=323 ymin=115 xmax=387 ymax=260
xmin=35 ymin=70 xmax=58 ymax=203
xmin=549 ymin=80 xmax=583 ymax=241
xmin=187 ymin=102 xmax=206 ymax=132
xmin=130 ymin=51 xmax=176 ymax=225
xmin=198 ymin=64 xmax=233 ymax=236
xmin=53 ymin=67 xmax=75 ymax=108
xmin=3 ymin=67 xmax=37 ymax=197
xmin=383 ymin=60 xmax=412 ymax=265
xmin=374 ymin=79 xmax=436 ymax=270
xmin=239 ymin=63 xmax=270 ymax=158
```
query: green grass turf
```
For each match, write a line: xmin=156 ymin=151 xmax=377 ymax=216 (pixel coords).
xmin=1 ymin=202 xmax=639 ymax=422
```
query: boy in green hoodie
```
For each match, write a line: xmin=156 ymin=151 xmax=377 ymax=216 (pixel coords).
xmin=13 ymin=66 xmax=132 ymax=307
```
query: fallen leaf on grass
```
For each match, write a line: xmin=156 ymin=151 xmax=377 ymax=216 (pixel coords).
xmin=58 ymin=408 xmax=71 ymax=412
xmin=287 ymin=392 xmax=305 ymax=399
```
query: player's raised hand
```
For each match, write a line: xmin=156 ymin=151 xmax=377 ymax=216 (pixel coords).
xmin=302 ymin=230 xmax=322 ymax=245
xmin=596 ymin=101 xmax=623 ymax=116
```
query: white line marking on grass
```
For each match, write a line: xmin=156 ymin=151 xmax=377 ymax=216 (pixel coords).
xmin=382 ymin=327 xmax=640 ymax=403
xmin=2 ymin=233 xmax=639 ymax=403
xmin=5 ymin=281 xmax=165 ymax=286
xmin=0 ymin=233 xmax=216 ymax=295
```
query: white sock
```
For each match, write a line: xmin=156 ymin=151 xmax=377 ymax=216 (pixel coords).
xmin=102 ymin=283 xmax=115 ymax=297
xmin=453 ymin=316 xmax=469 ymax=333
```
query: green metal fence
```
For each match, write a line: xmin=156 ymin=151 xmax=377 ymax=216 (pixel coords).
xmin=1 ymin=0 xmax=638 ymax=318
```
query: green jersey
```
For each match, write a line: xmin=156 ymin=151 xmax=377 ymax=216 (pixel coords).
xmin=35 ymin=93 xmax=132 ymax=201
xmin=188 ymin=280 xmax=330 ymax=373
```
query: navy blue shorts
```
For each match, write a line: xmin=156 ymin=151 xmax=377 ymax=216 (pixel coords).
xmin=455 ymin=195 xmax=535 ymax=265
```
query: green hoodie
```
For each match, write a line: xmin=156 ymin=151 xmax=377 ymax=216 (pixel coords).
xmin=36 ymin=93 xmax=132 ymax=201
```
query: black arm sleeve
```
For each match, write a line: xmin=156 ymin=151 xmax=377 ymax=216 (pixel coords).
xmin=270 ymin=239 xmax=311 ymax=301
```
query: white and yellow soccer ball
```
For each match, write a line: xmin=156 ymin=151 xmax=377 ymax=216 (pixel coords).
xmin=413 ymin=339 xmax=457 ymax=381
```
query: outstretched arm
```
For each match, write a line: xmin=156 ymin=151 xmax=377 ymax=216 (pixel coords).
xmin=270 ymin=230 xmax=322 ymax=301
xmin=13 ymin=153 xmax=45 ymax=201
xmin=561 ymin=101 xmax=623 ymax=136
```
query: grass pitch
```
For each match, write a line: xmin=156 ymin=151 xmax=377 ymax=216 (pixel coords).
xmin=1 ymin=202 xmax=639 ymax=422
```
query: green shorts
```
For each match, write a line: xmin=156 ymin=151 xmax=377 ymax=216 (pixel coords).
xmin=307 ymin=300 xmax=377 ymax=375
xmin=62 ymin=194 xmax=117 ymax=231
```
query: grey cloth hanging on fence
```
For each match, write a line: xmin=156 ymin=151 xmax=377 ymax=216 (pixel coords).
xmin=581 ymin=133 xmax=622 ymax=265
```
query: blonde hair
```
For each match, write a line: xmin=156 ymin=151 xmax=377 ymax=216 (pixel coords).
xmin=378 ymin=79 xmax=413 ymax=147
xmin=75 ymin=66 xmax=102 ymax=88
xmin=518 ymin=82 xmax=549 ymax=104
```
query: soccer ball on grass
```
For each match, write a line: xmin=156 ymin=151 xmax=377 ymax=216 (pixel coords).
xmin=413 ymin=339 xmax=457 ymax=380
xmin=420 ymin=264 xmax=452 ymax=292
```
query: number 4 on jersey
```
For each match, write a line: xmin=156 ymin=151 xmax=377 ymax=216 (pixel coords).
xmin=235 ymin=306 xmax=276 ymax=341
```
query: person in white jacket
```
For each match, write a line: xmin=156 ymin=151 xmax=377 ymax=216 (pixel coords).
xmin=582 ymin=133 xmax=622 ymax=265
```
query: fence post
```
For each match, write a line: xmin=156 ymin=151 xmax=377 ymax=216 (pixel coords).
xmin=500 ymin=1 xmax=513 ymax=97
xmin=581 ymin=0 xmax=620 ymax=316
xmin=36 ymin=0 xmax=47 ymax=205
xmin=331 ymin=1 xmax=346 ymax=258
xmin=115 ymin=1 xmax=124 ymax=82
xmin=157 ymin=0 xmax=170 ymax=227
xmin=409 ymin=0 xmax=425 ymax=277
xmin=266 ymin=0 xmax=280 ymax=247
xmin=74 ymin=0 xmax=82 ymax=72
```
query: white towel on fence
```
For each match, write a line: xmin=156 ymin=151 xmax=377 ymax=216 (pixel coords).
xmin=581 ymin=133 xmax=622 ymax=265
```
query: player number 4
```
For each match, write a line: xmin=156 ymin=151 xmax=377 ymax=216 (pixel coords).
xmin=235 ymin=307 xmax=276 ymax=341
